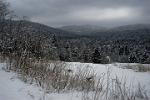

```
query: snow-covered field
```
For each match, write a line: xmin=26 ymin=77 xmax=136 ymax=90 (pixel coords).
xmin=0 ymin=62 xmax=150 ymax=100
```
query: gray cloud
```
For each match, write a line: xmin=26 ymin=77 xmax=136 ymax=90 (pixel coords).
xmin=6 ymin=0 xmax=150 ymax=27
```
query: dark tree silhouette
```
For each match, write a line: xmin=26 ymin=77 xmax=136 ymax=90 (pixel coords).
xmin=92 ymin=48 xmax=102 ymax=63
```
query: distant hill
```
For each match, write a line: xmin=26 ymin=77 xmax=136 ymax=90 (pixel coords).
xmin=112 ymin=24 xmax=150 ymax=31
xmin=14 ymin=22 xmax=149 ymax=39
xmin=6 ymin=20 xmax=79 ymax=38
xmin=5 ymin=21 xmax=150 ymax=41
xmin=86 ymin=24 xmax=150 ymax=40
xmin=59 ymin=24 xmax=150 ymax=40
xmin=59 ymin=25 xmax=108 ymax=35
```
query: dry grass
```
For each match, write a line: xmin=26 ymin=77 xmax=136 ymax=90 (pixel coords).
xmin=82 ymin=75 xmax=149 ymax=100
xmin=123 ymin=63 xmax=150 ymax=72
xmin=1 ymin=54 xmax=149 ymax=100
xmin=2 ymin=54 xmax=96 ymax=92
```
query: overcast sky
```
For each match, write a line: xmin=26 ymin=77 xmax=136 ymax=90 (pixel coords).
xmin=7 ymin=0 xmax=150 ymax=27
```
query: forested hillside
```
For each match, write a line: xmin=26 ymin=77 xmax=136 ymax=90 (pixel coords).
xmin=54 ymin=24 xmax=150 ymax=63
xmin=0 ymin=0 xmax=150 ymax=64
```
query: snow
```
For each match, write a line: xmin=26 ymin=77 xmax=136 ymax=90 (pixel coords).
xmin=0 ymin=63 xmax=40 ymax=100
xmin=68 ymin=62 xmax=150 ymax=92
xmin=0 ymin=62 xmax=150 ymax=100
xmin=0 ymin=63 xmax=82 ymax=100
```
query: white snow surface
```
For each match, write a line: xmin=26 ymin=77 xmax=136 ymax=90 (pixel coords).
xmin=0 ymin=62 xmax=150 ymax=100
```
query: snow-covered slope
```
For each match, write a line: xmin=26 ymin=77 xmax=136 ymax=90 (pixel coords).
xmin=69 ymin=63 xmax=150 ymax=91
xmin=0 ymin=62 xmax=150 ymax=100
xmin=0 ymin=63 xmax=43 ymax=100
xmin=0 ymin=63 xmax=82 ymax=100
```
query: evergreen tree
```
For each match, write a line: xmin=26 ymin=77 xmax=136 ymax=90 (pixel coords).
xmin=92 ymin=48 xmax=102 ymax=63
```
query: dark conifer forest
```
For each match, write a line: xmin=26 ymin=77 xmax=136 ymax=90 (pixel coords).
xmin=0 ymin=0 xmax=150 ymax=64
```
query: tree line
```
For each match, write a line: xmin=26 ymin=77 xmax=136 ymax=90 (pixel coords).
xmin=0 ymin=0 xmax=150 ymax=64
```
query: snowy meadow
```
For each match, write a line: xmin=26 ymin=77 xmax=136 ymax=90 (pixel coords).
xmin=0 ymin=56 xmax=150 ymax=100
